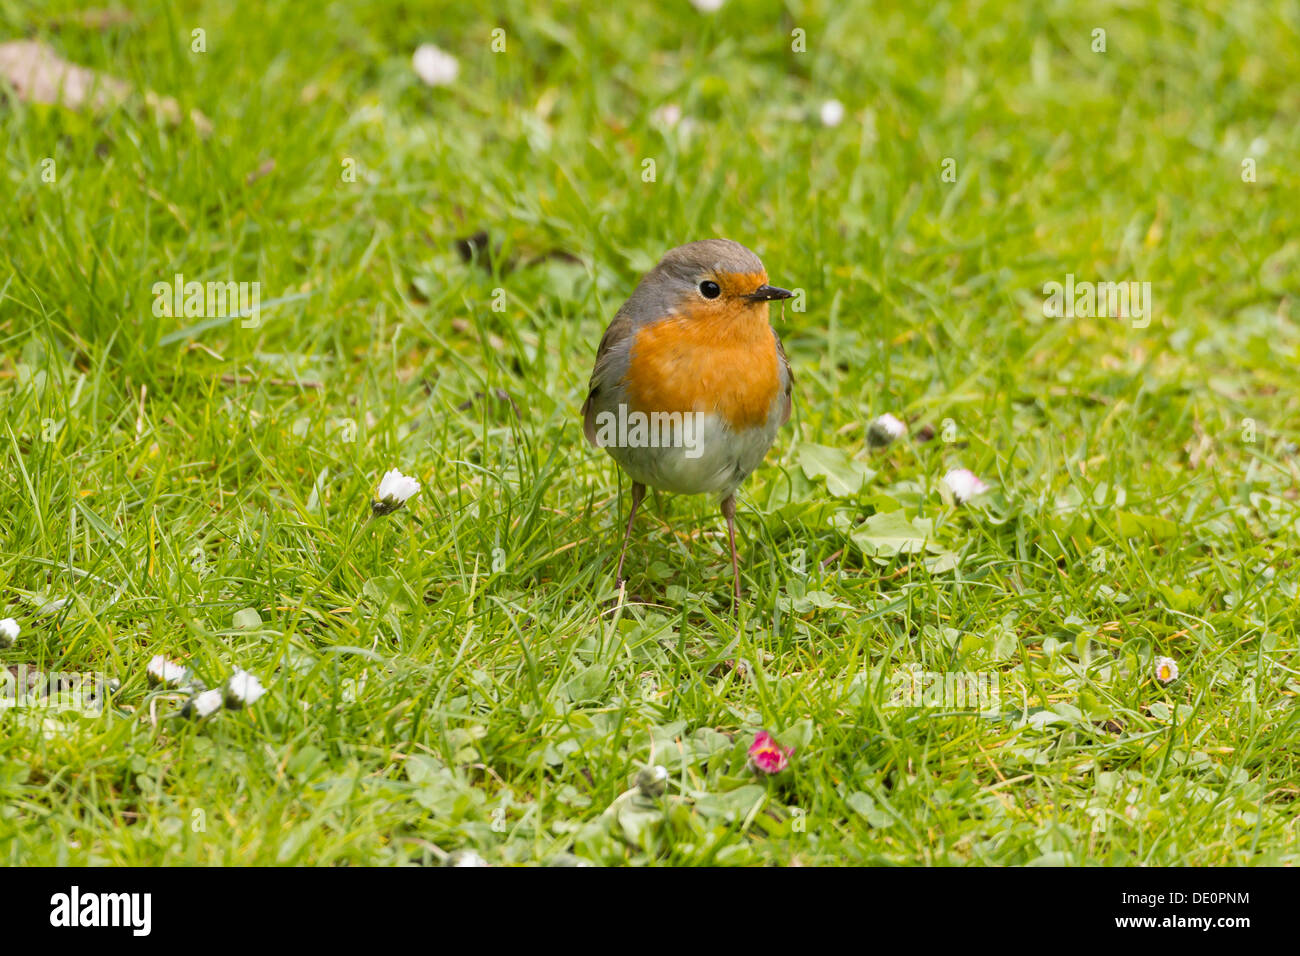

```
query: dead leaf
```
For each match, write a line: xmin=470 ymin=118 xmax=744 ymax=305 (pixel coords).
xmin=0 ymin=40 xmax=212 ymax=134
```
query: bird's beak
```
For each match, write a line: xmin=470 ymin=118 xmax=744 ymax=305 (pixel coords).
xmin=745 ymin=284 xmax=794 ymax=302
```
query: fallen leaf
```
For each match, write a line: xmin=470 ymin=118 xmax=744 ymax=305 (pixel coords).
xmin=0 ymin=41 xmax=212 ymax=134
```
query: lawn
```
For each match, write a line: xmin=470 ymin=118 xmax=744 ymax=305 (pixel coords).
xmin=1 ymin=0 xmax=1297 ymax=865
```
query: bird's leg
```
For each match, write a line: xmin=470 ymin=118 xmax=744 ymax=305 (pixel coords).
xmin=614 ymin=482 xmax=646 ymax=589
xmin=721 ymin=494 xmax=742 ymax=608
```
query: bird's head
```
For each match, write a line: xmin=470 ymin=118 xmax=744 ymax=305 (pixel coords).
xmin=634 ymin=239 xmax=792 ymax=325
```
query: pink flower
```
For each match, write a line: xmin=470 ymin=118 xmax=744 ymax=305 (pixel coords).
xmin=748 ymin=731 xmax=794 ymax=774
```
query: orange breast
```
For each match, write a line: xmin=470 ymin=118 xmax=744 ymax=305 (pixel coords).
xmin=622 ymin=305 xmax=780 ymax=431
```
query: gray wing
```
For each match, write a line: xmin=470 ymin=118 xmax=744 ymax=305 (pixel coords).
xmin=581 ymin=311 xmax=635 ymax=446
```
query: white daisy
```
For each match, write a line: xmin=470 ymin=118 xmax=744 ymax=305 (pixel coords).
xmin=225 ymin=669 xmax=266 ymax=708
xmin=192 ymin=688 xmax=224 ymax=719
xmin=372 ymin=468 xmax=420 ymax=516
xmin=0 ymin=618 xmax=18 ymax=649
xmin=819 ymin=99 xmax=846 ymax=127
xmin=867 ymin=412 xmax=907 ymax=448
xmin=444 ymin=849 xmax=489 ymax=867
xmin=1154 ymin=656 xmax=1179 ymax=684
xmin=412 ymin=44 xmax=459 ymax=87
xmin=943 ymin=468 xmax=989 ymax=503
xmin=689 ymin=0 xmax=726 ymax=11
xmin=146 ymin=655 xmax=189 ymax=687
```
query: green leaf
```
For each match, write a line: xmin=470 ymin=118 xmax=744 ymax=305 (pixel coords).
xmin=232 ymin=607 xmax=262 ymax=629
xmin=1114 ymin=511 xmax=1178 ymax=540
xmin=845 ymin=791 xmax=894 ymax=828
xmin=851 ymin=511 xmax=933 ymax=556
xmin=615 ymin=798 xmax=663 ymax=845
xmin=796 ymin=443 xmax=875 ymax=497
xmin=924 ymin=549 xmax=960 ymax=573
xmin=562 ymin=664 xmax=609 ymax=702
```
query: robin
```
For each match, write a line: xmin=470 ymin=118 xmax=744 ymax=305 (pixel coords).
xmin=581 ymin=239 xmax=794 ymax=604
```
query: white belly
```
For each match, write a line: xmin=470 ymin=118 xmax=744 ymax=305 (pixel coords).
xmin=601 ymin=411 xmax=780 ymax=498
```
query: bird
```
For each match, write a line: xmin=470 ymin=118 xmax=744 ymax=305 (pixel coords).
xmin=581 ymin=239 xmax=794 ymax=605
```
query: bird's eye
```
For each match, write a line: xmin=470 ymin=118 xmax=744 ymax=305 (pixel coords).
xmin=699 ymin=280 xmax=721 ymax=299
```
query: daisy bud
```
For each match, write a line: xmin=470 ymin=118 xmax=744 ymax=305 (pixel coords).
xmin=942 ymin=467 xmax=989 ymax=503
xmin=224 ymin=669 xmax=266 ymax=709
xmin=185 ymin=688 xmax=224 ymax=719
xmin=0 ymin=618 xmax=18 ymax=649
xmin=412 ymin=44 xmax=459 ymax=87
xmin=867 ymin=412 xmax=907 ymax=448
xmin=635 ymin=764 xmax=669 ymax=798
xmin=146 ymin=655 xmax=189 ymax=688
xmin=372 ymin=468 xmax=420 ymax=516
xmin=1154 ymin=656 xmax=1179 ymax=684
xmin=748 ymin=731 xmax=794 ymax=775
xmin=443 ymin=849 xmax=489 ymax=867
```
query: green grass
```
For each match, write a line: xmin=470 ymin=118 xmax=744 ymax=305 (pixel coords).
xmin=1 ymin=0 xmax=1298 ymax=865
